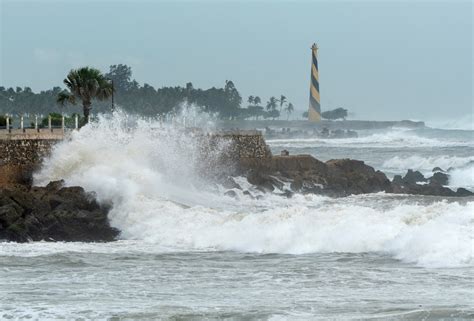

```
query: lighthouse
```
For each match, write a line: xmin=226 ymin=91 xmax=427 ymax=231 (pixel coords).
xmin=308 ymin=43 xmax=321 ymax=121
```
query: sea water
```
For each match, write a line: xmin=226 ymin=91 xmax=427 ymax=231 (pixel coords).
xmin=1 ymin=113 xmax=473 ymax=320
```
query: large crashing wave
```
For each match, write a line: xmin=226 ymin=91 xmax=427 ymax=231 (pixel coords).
xmin=34 ymin=113 xmax=473 ymax=268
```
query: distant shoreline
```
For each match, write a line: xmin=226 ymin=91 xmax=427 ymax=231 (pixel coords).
xmin=216 ymin=119 xmax=425 ymax=131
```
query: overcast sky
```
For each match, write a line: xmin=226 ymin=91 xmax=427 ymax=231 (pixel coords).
xmin=1 ymin=0 xmax=472 ymax=120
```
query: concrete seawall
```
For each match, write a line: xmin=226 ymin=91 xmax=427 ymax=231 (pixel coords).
xmin=0 ymin=129 xmax=271 ymax=187
xmin=0 ymin=138 xmax=61 ymax=186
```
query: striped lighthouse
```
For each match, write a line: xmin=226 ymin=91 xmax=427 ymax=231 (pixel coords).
xmin=308 ymin=43 xmax=321 ymax=121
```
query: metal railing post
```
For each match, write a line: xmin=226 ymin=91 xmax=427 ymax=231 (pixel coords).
xmin=48 ymin=115 xmax=52 ymax=132
xmin=20 ymin=115 xmax=24 ymax=132
xmin=6 ymin=116 xmax=10 ymax=133
xmin=61 ymin=115 xmax=65 ymax=132
xmin=35 ymin=115 xmax=38 ymax=132
xmin=75 ymin=114 xmax=78 ymax=129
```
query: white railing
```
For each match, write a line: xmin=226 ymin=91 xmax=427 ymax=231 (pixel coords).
xmin=0 ymin=114 xmax=81 ymax=133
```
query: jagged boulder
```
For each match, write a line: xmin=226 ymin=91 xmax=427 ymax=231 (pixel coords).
xmin=456 ymin=188 xmax=473 ymax=197
xmin=428 ymin=172 xmax=449 ymax=186
xmin=324 ymin=159 xmax=392 ymax=196
xmin=0 ymin=180 xmax=119 ymax=242
xmin=402 ymin=169 xmax=426 ymax=184
xmin=241 ymin=155 xmax=391 ymax=197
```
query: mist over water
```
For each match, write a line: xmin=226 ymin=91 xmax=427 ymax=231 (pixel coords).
xmin=2 ymin=112 xmax=473 ymax=319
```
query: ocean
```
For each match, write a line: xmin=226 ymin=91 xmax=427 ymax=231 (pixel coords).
xmin=1 ymin=114 xmax=473 ymax=320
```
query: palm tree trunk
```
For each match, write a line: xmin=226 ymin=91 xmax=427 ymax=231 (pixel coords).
xmin=83 ymin=100 xmax=92 ymax=123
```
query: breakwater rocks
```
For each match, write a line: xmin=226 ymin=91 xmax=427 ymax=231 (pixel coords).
xmin=235 ymin=156 xmax=473 ymax=198
xmin=238 ymin=156 xmax=391 ymax=197
xmin=0 ymin=181 xmax=119 ymax=242
xmin=391 ymin=169 xmax=472 ymax=197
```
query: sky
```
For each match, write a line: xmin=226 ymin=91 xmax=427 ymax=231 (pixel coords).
xmin=0 ymin=0 xmax=472 ymax=121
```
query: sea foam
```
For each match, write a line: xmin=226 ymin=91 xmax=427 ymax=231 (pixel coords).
xmin=34 ymin=113 xmax=474 ymax=268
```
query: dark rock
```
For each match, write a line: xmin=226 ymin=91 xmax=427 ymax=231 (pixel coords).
xmin=221 ymin=176 xmax=241 ymax=190
xmin=224 ymin=190 xmax=238 ymax=198
xmin=242 ymin=190 xmax=254 ymax=198
xmin=278 ymin=190 xmax=294 ymax=198
xmin=402 ymin=170 xmax=426 ymax=184
xmin=392 ymin=175 xmax=404 ymax=185
xmin=428 ymin=172 xmax=449 ymax=186
xmin=46 ymin=180 xmax=64 ymax=191
xmin=247 ymin=170 xmax=275 ymax=192
xmin=0 ymin=181 xmax=119 ymax=242
xmin=403 ymin=184 xmax=457 ymax=197
xmin=432 ymin=167 xmax=445 ymax=173
xmin=324 ymin=159 xmax=392 ymax=196
xmin=242 ymin=156 xmax=391 ymax=197
xmin=456 ymin=188 xmax=473 ymax=197
xmin=290 ymin=177 xmax=303 ymax=191
xmin=0 ymin=204 xmax=22 ymax=226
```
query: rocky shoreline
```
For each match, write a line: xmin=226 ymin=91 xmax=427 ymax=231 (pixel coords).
xmin=1 ymin=146 xmax=472 ymax=243
xmin=231 ymin=155 xmax=473 ymax=198
xmin=0 ymin=181 xmax=119 ymax=242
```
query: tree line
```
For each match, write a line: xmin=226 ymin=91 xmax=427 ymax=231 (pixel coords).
xmin=0 ymin=64 xmax=297 ymax=121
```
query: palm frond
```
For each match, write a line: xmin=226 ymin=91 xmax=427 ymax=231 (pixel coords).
xmin=56 ymin=90 xmax=76 ymax=106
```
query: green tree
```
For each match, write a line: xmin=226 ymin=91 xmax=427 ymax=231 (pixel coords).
xmin=105 ymin=64 xmax=136 ymax=93
xmin=254 ymin=96 xmax=261 ymax=106
xmin=223 ymin=80 xmax=242 ymax=119
xmin=266 ymin=96 xmax=278 ymax=112
xmin=321 ymin=107 xmax=348 ymax=120
xmin=278 ymin=95 xmax=287 ymax=114
xmin=247 ymin=95 xmax=254 ymax=105
xmin=285 ymin=102 xmax=294 ymax=120
xmin=57 ymin=67 xmax=113 ymax=123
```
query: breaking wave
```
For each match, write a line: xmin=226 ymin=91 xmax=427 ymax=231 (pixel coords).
xmin=34 ymin=113 xmax=474 ymax=268
xmin=266 ymin=128 xmax=472 ymax=149
xmin=382 ymin=155 xmax=474 ymax=189
xmin=382 ymin=155 xmax=474 ymax=173
xmin=426 ymin=114 xmax=473 ymax=131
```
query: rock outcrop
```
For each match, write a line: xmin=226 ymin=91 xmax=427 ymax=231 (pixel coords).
xmin=390 ymin=170 xmax=472 ymax=197
xmin=236 ymin=155 xmax=473 ymax=198
xmin=239 ymin=155 xmax=391 ymax=197
xmin=0 ymin=180 xmax=119 ymax=242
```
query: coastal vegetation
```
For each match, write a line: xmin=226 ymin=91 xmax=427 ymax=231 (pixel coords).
xmin=321 ymin=107 xmax=348 ymax=120
xmin=0 ymin=64 xmax=296 ymax=121
xmin=57 ymin=67 xmax=113 ymax=124
xmin=302 ymin=107 xmax=348 ymax=120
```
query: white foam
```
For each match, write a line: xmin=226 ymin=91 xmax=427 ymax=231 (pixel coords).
xmin=382 ymin=155 xmax=474 ymax=172
xmin=449 ymin=166 xmax=474 ymax=190
xmin=32 ymin=113 xmax=474 ymax=268
xmin=426 ymin=114 xmax=473 ymax=131
xmin=267 ymin=129 xmax=472 ymax=149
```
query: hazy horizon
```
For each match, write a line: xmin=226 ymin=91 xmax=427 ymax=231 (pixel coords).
xmin=1 ymin=0 xmax=472 ymax=122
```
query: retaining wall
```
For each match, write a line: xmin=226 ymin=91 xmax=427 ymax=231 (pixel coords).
xmin=0 ymin=130 xmax=271 ymax=187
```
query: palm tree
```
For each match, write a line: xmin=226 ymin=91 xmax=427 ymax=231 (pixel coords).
xmin=57 ymin=67 xmax=113 ymax=123
xmin=266 ymin=96 xmax=278 ymax=111
xmin=279 ymin=95 xmax=287 ymax=113
xmin=285 ymin=102 xmax=294 ymax=120
xmin=247 ymin=95 xmax=254 ymax=105
xmin=253 ymin=96 xmax=261 ymax=107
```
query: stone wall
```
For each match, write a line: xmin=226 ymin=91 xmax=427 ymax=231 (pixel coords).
xmin=211 ymin=130 xmax=272 ymax=160
xmin=0 ymin=130 xmax=271 ymax=187
xmin=0 ymin=139 xmax=60 ymax=187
